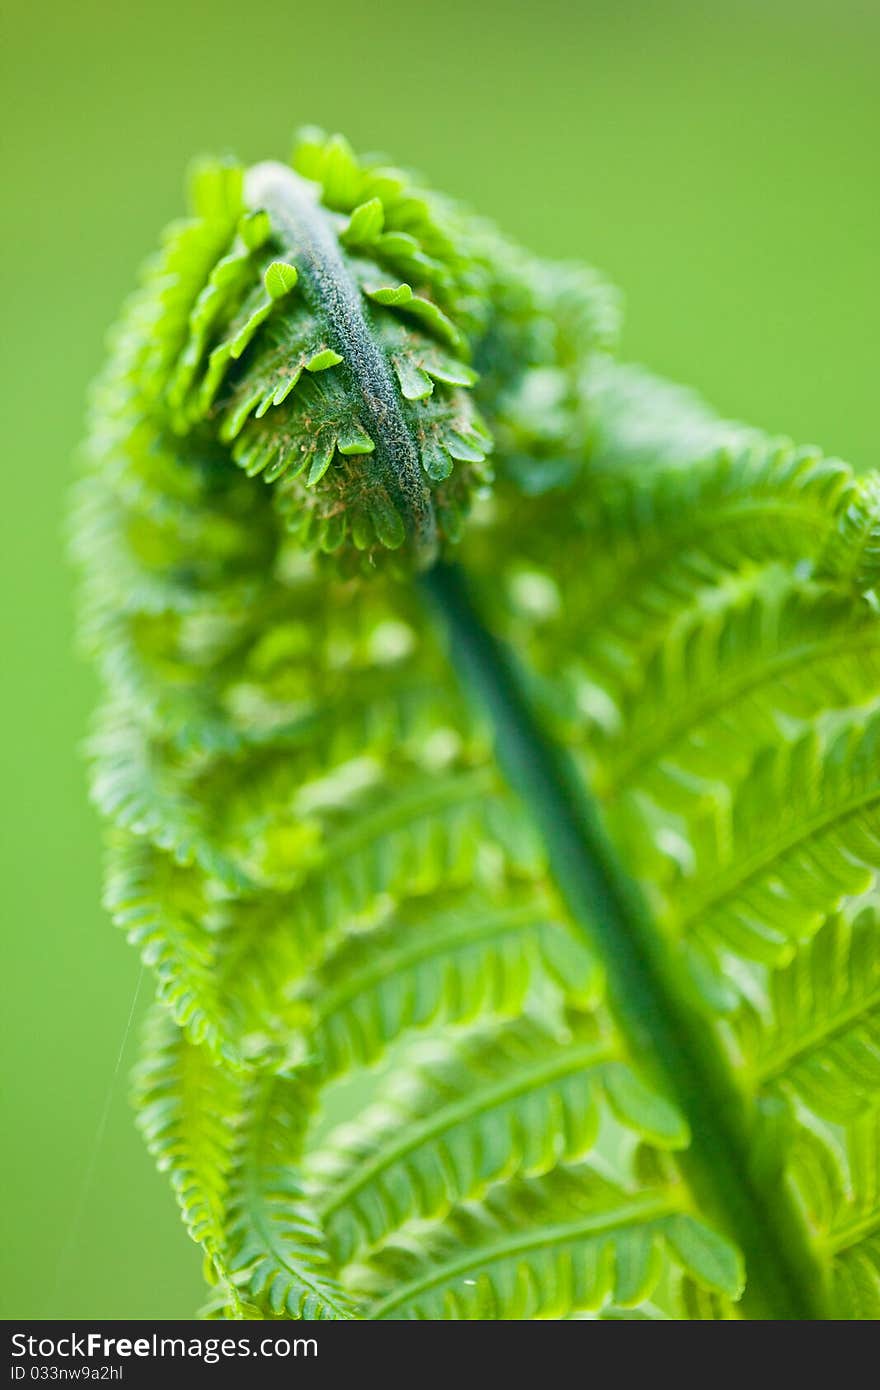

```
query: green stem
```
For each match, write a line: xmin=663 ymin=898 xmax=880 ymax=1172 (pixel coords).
xmin=420 ymin=560 xmax=826 ymax=1321
xmin=245 ymin=161 xmax=437 ymax=561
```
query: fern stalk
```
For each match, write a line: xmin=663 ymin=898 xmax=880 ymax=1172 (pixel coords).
xmin=246 ymin=162 xmax=437 ymax=560
xmin=420 ymin=561 xmax=821 ymax=1319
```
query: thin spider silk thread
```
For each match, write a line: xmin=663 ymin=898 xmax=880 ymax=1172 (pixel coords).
xmin=48 ymin=965 xmax=146 ymax=1314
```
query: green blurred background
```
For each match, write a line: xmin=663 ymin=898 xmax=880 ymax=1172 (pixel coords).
xmin=2 ymin=0 xmax=877 ymax=1319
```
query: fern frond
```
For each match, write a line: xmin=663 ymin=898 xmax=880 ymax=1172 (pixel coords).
xmin=91 ymin=128 xmax=615 ymax=575
xmin=107 ymin=838 xmax=238 ymax=1061
xmin=785 ymin=1114 xmax=880 ymax=1318
xmin=671 ymin=713 xmax=880 ymax=972
xmin=348 ymin=1166 xmax=742 ymax=1319
xmin=601 ymin=570 xmax=880 ymax=793
xmin=309 ymin=1015 xmax=686 ymax=1266
xmin=722 ymin=897 xmax=880 ymax=1315
xmin=222 ymin=1070 xmax=355 ymax=1320
xmin=295 ymin=890 xmax=598 ymax=1083
xmin=734 ymin=897 xmax=880 ymax=1121
xmin=134 ymin=1010 xmax=353 ymax=1319
xmin=818 ymin=472 xmax=880 ymax=594
xmin=133 ymin=1007 xmax=238 ymax=1266
xmin=80 ymin=128 xmax=880 ymax=1321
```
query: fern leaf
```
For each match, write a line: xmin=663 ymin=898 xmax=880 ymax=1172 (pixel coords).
xmin=79 ymin=127 xmax=880 ymax=1321
xmin=723 ymin=898 xmax=880 ymax=1316
xmin=296 ymin=890 xmax=599 ymax=1082
xmin=310 ymin=1015 xmax=686 ymax=1266
xmin=107 ymin=838 xmax=239 ymax=1062
xmin=133 ymin=1007 xmax=238 ymax=1267
xmin=734 ymin=897 xmax=880 ymax=1122
xmin=602 ymin=571 xmax=880 ymax=795
xmin=350 ymin=1167 xmax=742 ymax=1319
xmin=785 ymin=1115 xmax=880 ymax=1318
xmin=672 ymin=714 xmax=880 ymax=973
xmin=222 ymin=1071 xmax=355 ymax=1320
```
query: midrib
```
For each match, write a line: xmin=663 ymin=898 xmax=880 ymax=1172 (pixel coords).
xmin=420 ymin=560 xmax=827 ymax=1321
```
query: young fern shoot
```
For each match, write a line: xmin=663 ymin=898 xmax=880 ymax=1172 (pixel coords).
xmin=77 ymin=128 xmax=880 ymax=1320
